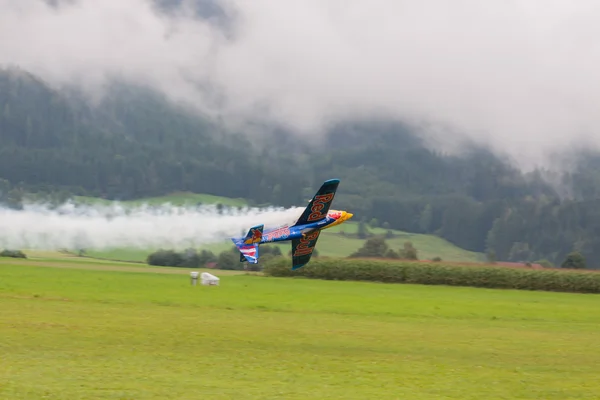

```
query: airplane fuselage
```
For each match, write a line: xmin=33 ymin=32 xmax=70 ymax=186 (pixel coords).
xmin=232 ymin=178 xmax=352 ymax=269
xmin=259 ymin=210 xmax=352 ymax=244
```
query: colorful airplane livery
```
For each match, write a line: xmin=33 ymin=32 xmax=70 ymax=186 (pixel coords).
xmin=231 ymin=179 xmax=353 ymax=270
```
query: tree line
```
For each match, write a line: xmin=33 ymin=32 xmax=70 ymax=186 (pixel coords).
xmin=146 ymin=245 xmax=284 ymax=271
xmin=142 ymin=234 xmax=585 ymax=272
xmin=2 ymin=67 xmax=600 ymax=267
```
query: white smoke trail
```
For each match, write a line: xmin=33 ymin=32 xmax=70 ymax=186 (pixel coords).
xmin=0 ymin=201 xmax=305 ymax=250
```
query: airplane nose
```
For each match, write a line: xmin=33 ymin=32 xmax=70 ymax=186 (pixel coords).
xmin=345 ymin=212 xmax=353 ymax=220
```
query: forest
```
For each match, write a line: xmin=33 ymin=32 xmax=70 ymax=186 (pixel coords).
xmin=2 ymin=66 xmax=600 ymax=267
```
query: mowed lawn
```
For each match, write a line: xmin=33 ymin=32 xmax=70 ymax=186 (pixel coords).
xmin=2 ymin=259 xmax=599 ymax=399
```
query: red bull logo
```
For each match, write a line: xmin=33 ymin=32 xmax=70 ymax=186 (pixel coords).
xmin=293 ymin=231 xmax=320 ymax=257
xmin=244 ymin=228 xmax=263 ymax=244
xmin=307 ymin=193 xmax=335 ymax=222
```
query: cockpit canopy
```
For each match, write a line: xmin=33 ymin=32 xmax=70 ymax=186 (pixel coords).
xmin=328 ymin=210 xmax=343 ymax=219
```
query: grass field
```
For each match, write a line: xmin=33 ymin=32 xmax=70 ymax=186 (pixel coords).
xmin=1 ymin=256 xmax=599 ymax=399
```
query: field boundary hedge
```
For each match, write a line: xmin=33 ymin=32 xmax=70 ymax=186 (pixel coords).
xmin=263 ymin=257 xmax=600 ymax=294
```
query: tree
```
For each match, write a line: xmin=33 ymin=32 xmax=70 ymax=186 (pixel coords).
xmin=179 ymin=248 xmax=201 ymax=268
xmin=561 ymin=252 xmax=586 ymax=269
xmin=250 ymin=253 xmax=278 ymax=272
xmin=261 ymin=245 xmax=282 ymax=256
xmin=535 ymin=259 xmax=554 ymax=268
xmin=357 ymin=221 xmax=369 ymax=239
xmin=486 ymin=249 xmax=497 ymax=264
xmin=0 ymin=249 xmax=26 ymax=259
xmin=399 ymin=241 xmax=418 ymax=260
xmin=147 ymin=249 xmax=183 ymax=267
xmin=508 ymin=242 xmax=532 ymax=262
xmin=217 ymin=251 xmax=239 ymax=270
xmin=384 ymin=249 xmax=400 ymax=259
xmin=198 ymin=249 xmax=217 ymax=266
xmin=418 ymin=204 xmax=433 ymax=232
xmin=349 ymin=236 xmax=388 ymax=258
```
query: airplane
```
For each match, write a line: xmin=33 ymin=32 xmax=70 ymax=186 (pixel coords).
xmin=231 ymin=178 xmax=353 ymax=270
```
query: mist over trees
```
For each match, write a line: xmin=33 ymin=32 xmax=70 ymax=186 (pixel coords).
xmin=2 ymin=68 xmax=600 ymax=267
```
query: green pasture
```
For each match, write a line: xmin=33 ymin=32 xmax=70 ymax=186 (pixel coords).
xmin=84 ymin=221 xmax=484 ymax=263
xmin=67 ymin=192 xmax=484 ymax=264
xmin=68 ymin=193 xmax=485 ymax=262
xmin=1 ymin=257 xmax=600 ymax=399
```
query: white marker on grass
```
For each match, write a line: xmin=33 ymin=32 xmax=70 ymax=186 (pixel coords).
xmin=190 ymin=271 xmax=199 ymax=286
xmin=201 ymin=272 xmax=219 ymax=286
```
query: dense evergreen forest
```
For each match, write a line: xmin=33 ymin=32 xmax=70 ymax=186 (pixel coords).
xmin=2 ymin=67 xmax=600 ymax=267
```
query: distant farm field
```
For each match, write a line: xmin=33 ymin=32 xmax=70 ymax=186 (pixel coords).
xmin=1 ymin=257 xmax=600 ymax=399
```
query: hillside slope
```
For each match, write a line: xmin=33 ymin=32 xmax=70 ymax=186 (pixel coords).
xmin=84 ymin=222 xmax=484 ymax=264
xmin=3 ymin=67 xmax=600 ymax=267
xmin=72 ymin=193 xmax=484 ymax=263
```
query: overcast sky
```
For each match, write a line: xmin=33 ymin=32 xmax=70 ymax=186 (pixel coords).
xmin=1 ymin=0 xmax=600 ymax=170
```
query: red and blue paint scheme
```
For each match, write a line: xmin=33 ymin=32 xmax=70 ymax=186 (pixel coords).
xmin=231 ymin=179 xmax=353 ymax=270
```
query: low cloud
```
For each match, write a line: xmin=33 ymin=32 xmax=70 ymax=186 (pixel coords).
xmin=2 ymin=0 xmax=600 ymax=169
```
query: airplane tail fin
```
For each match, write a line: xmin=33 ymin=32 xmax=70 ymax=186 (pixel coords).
xmin=231 ymin=224 xmax=263 ymax=264
xmin=242 ymin=224 xmax=263 ymax=245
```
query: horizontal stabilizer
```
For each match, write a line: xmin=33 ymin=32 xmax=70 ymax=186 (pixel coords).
xmin=232 ymin=241 xmax=259 ymax=264
xmin=231 ymin=224 xmax=264 ymax=264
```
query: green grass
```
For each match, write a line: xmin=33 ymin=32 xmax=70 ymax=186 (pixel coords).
xmin=1 ymin=257 xmax=600 ymax=399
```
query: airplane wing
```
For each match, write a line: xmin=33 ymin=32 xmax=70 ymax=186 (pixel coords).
xmin=293 ymin=179 xmax=340 ymax=226
xmin=291 ymin=230 xmax=321 ymax=270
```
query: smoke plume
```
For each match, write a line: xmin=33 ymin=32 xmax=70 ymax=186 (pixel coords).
xmin=0 ymin=202 xmax=304 ymax=251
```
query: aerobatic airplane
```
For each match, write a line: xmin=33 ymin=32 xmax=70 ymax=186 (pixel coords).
xmin=232 ymin=179 xmax=353 ymax=270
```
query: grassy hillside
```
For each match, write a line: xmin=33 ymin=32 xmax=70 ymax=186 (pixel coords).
xmin=65 ymin=192 xmax=485 ymax=263
xmin=83 ymin=223 xmax=484 ymax=263
xmin=5 ymin=66 xmax=600 ymax=267
xmin=2 ymin=257 xmax=599 ymax=399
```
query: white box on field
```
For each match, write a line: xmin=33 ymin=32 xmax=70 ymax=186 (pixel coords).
xmin=201 ymin=272 xmax=219 ymax=286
